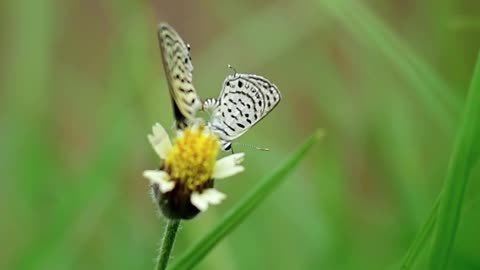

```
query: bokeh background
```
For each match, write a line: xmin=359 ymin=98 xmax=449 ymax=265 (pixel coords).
xmin=1 ymin=0 xmax=480 ymax=269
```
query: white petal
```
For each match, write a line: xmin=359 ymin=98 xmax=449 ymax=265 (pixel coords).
xmin=143 ymin=170 xmax=175 ymax=193
xmin=212 ymin=153 xmax=245 ymax=179
xmin=203 ymin=189 xmax=226 ymax=205
xmin=190 ymin=192 xmax=209 ymax=211
xmin=190 ymin=189 xmax=226 ymax=211
xmin=147 ymin=123 xmax=172 ymax=159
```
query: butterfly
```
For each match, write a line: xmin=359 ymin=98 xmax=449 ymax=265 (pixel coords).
xmin=158 ymin=23 xmax=281 ymax=150
xmin=157 ymin=23 xmax=202 ymax=129
xmin=203 ymin=71 xmax=282 ymax=151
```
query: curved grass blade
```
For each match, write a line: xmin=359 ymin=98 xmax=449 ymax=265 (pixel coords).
xmin=400 ymin=195 xmax=439 ymax=269
xmin=169 ymin=130 xmax=324 ymax=270
xmin=427 ymin=52 xmax=480 ymax=270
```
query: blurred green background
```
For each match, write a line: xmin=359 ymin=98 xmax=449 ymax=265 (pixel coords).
xmin=1 ymin=0 xmax=480 ymax=269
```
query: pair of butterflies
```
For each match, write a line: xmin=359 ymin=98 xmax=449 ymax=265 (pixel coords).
xmin=158 ymin=23 xmax=281 ymax=151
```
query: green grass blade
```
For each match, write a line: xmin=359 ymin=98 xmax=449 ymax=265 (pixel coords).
xmin=400 ymin=195 xmax=439 ymax=269
xmin=169 ymin=130 xmax=324 ymax=270
xmin=428 ymin=52 xmax=480 ymax=270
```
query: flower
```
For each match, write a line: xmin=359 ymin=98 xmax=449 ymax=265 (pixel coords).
xmin=143 ymin=123 xmax=245 ymax=219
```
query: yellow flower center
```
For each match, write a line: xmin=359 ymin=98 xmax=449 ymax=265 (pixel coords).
xmin=164 ymin=126 xmax=219 ymax=191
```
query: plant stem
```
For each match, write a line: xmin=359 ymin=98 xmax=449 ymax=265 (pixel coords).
xmin=156 ymin=219 xmax=181 ymax=270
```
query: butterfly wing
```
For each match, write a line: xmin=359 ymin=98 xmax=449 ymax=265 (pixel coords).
xmin=244 ymin=74 xmax=282 ymax=113
xmin=158 ymin=23 xmax=202 ymax=129
xmin=209 ymin=73 xmax=281 ymax=149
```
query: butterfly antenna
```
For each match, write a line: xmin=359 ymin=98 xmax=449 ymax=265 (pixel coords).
xmin=227 ymin=64 xmax=237 ymax=76
xmin=233 ymin=142 xmax=270 ymax=152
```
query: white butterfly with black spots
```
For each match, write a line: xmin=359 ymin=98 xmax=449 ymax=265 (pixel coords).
xmin=157 ymin=23 xmax=202 ymax=129
xmin=204 ymin=72 xmax=282 ymax=151
xmin=158 ymin=22 xmax=282 ymax=150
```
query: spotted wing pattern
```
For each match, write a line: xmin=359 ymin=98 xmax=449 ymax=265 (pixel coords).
xmin=207 ymin=73 xmax=281 ymax=150
xmin=158 ymin=23 xmax=202 ymax=129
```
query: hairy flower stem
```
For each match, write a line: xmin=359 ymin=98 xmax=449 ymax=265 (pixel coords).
xmin=156 ymin=219 xmax=181 ymax=270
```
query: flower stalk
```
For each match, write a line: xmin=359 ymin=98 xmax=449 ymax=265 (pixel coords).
xmin=156 ymin=219 xmax=181 ymax=270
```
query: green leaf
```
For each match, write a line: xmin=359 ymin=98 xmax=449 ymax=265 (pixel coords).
xmin=427 ymin=52 xmax=480 ymax=270
xmin=169 ymin=130 xmax=324 ymax=270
